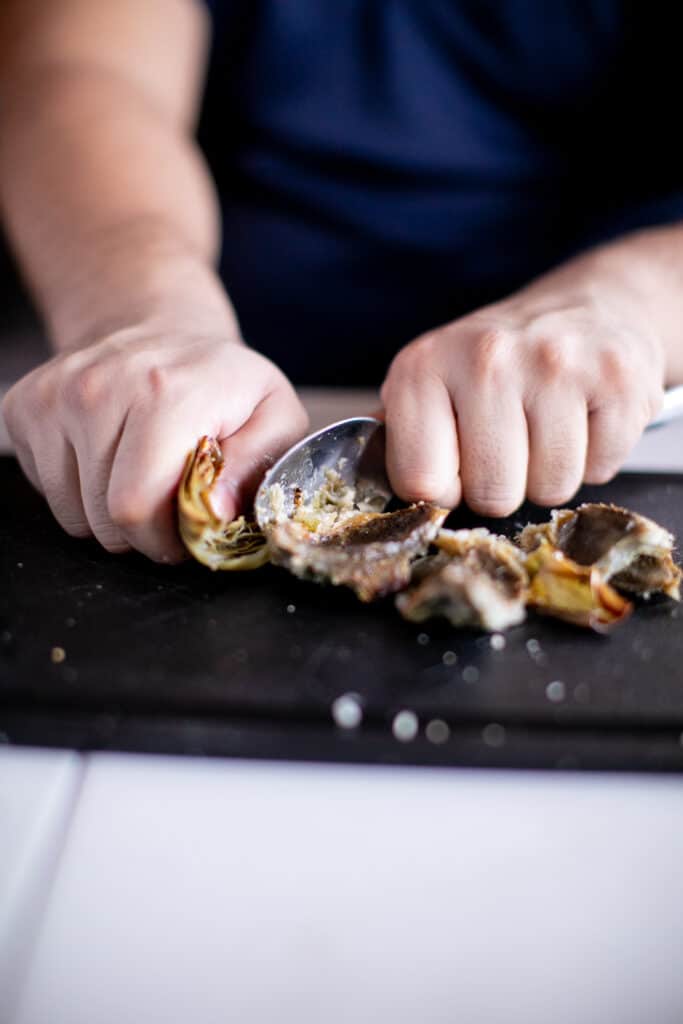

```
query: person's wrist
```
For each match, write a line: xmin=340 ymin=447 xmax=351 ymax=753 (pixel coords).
xmin=46 ymin=220 xmax=239 ymax=352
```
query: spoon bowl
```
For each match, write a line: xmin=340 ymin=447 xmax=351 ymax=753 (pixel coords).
xmin=254 ymin=417 xmax=392 ymax=529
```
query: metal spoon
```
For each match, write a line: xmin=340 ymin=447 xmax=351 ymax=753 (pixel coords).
xmin=254 ymin=417 xmax=391 ymax=529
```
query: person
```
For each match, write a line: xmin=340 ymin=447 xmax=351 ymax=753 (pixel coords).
xmin=1 ymin=0 xmax=682 ymax=564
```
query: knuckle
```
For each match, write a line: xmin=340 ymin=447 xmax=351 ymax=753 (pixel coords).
xmin=533 ymin=337 xmax=575 ymax=381
xmin=61 ymin=518 xmax=92 ymax=539
xmin=66 ymin=365 xmax=107 ymax=411
xmin=599 ymin=348 xmax=632 ymax=390
xmin=100 ymin=536 xmax=131 ymax=555
xmin=108 ymin=490 xmax=149 ymax=531
xmin=469 ymin=327 xmax=513 ymax=382
xmin=145 ymin=365 xmax=173 ymax=401
xmin=1 ymin=388 xmax=18 ymax=430
xmin=394 ymin=467 xmax=445 ymax=504
xmin=528 ymin=482 xmax=579 ymax=507
xmin=389 ymin=332 xmax=439 ymax=379
xmin=584 ymin=460 xmax=619 ymax=485
xmin=465 ymin=486 xmax=520 ymax=518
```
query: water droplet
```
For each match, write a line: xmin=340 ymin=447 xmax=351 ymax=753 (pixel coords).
xmin=392 ymin=709 xmax=419 ymax=742
xmin=462 ymin=665 xmax=480 ymax=684
xmin=426 ymin=719 xmax=450 ymax=744
xmin=50 ymin=646 xmax=66 ymax=664
xmin=490 ymin=633 xmax=506 ymax=651
xmin=482 ymin=723 xmax=506 ymax=748
xmin=442 ymin=650 xmax=457 ymax=666
xmin=546 ymin=680 xmax=566 ymax=703
xmin=417 ymin=632 xmax=430 ymax=646
xmin=332 ymin=693 xmax=363 ymax=730
xmin=573 ymin=682 xmax=590 ymax=704
xmin=286 ymin=604 xmax=296 ymax=614
xmin=526 ymin=639 xmax=541 ymax=656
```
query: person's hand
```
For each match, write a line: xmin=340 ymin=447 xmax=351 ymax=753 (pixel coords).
xmin=2 ymin=328 xmax=308 ymax=561
xmin=380 ymin=286 xmax=665 ymax=515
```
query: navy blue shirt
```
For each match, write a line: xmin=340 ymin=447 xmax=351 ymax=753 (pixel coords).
xmin=200 ymin=2 xmax=683 ymax=384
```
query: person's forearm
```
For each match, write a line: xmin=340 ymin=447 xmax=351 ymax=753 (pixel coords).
xmin=0 ymin=63 xmax=237 ymax=350
xmin=504 ymin=224 xmax=683 ymax=386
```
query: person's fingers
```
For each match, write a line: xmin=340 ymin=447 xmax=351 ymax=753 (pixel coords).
xmin=33 ymin=436 xmax=92 ymax=538
xmin=584 ymin=398 xmax=648 ymax=485
xmin=10 ymin=438 xmax=42 ymax=494
xmin=107 ymin=410 xmax=199 ymax=563
xmin=457 ymin=387 xmax=528 ymax=517
xmin=210 ymin=388 xmax=310 ymax=520
xmin=75 ymin=437 xmax=131 ymax=553
xmin=381 ymin=362 xmax=460 ymax=508
xmin=525 ymin=390 xmax=588 ymax=506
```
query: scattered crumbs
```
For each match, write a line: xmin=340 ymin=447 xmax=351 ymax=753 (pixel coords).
xmin=51 ymin=646 xmax=66 ymax=664
xmin=490 ymin=633 xmax=506 ymax=651
xmin=482 ymin=722 xmax=506 ymax=748
xmin=65 ymin=617 xmax=77 ymax=629
xmin=426 ymin=719 xmax=450 ymax=745
xmin=332 ymin=693 xmax=363 ymax=730
xmin=392 ymin=709 xmax=419 ymax=743
xmin=462 ymin=665 xmax=480 ymax=684
xmin=573 ymin=682 xmax=591 ymax=705
xmin=95 ymin=583 xmax=103 ymax=590
xmin=16 ymin=562 xmax=23 ymax=569
xmin=546 ymin=679 xmax=566 ymax=703
xmin=286 ymin=604 xmax=296 ymax=614
xmin=442 ymin=650 xmax=457 ymax=666
xmin=417 ymin=632 xmax=430 ymax=646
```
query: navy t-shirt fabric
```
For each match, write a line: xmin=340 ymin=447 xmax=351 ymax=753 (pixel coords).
xmin=199 ymin=1 xmax=683 ymax=385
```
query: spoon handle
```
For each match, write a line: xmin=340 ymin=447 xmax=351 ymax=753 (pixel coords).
xmin=647 ymin=386 xmax=683 ymax=430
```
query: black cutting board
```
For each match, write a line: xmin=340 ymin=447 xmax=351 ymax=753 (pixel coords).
xmin=2 ymin=455 xmax=683 ymax=770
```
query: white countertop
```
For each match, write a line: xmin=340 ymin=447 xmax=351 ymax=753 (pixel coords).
xmin=3 ymin=333 xmax=683 ymax=1023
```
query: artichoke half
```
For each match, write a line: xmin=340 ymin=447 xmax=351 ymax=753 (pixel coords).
xmin=177 ymin=436 xmax=269 ymax=571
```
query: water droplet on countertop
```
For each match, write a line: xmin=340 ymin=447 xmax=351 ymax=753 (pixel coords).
xmin=482 ymin=722 xmax=506 ymax=748
xmin=392 ymin=709 xmax=419 ymax=742
xmin=332 ymin=693 xmax=363 ymax=730
xmin=546 ymin=680 xmax=566 ymax=703
xmin=426 ymin=719 xmax=450 ymax=744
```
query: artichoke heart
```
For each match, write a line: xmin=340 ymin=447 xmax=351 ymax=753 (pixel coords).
xmin=518 ymin=503 xmax=681 ymax=601
xmin=177 ymin=436 xmax=269 ymax=571
xmin=396 ymin=528 xmax=529 ymax=632
xmin=523 ymin=540 xmax=632 ymax=632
